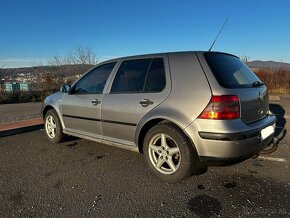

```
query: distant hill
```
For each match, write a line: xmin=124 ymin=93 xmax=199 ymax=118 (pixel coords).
xmin=247 ymin=60 xmax=290 ymax=70
xmin=0 ymin=64 xmax=93 ymax=79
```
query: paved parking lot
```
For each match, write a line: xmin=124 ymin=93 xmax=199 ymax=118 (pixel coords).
xmin=0 ymin=96 xmax=289 ymax=217
xmin=0 ymin=124 xmax=289 ymax=217
xmin=0 ymin=102 xmax=42 ymax=124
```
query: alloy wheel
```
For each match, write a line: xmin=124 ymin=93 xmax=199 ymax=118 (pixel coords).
xmin=45 ymin=115 xmax=57 ymax=139
xmin=148 ymin=133 xmax=181 ymax=175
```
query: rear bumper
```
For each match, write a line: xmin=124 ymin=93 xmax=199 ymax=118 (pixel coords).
xmin=198 ymin=129 xmax=260 ymax=141
xmin=184 ymin=114 xmax=276 ymax=165
xmin=199 ymin=135 xmax=273 ymax=166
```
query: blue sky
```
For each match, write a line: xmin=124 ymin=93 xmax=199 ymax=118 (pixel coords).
xmin=0 ymin=0 xmax=290 ymax=68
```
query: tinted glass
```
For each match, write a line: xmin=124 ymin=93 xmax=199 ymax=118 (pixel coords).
xmin=145 ymin=58 xmax=166 ymax=92
xmin=73 ymin=62 xmax=115 ymax=94
xmin=111 ymin=59 xmax=151 ymax=93
xmin=205 ymin=53 xmax=261 ymax=88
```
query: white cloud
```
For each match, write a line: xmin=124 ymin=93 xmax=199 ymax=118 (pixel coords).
xmin=0 ymin=58 xmax=48 ymax=68
xmin=0 ymin=55 xmax=120 ymax=68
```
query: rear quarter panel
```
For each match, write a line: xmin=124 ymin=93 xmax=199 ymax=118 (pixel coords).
xmin=135 ymin=52 xmax=212 ymax=144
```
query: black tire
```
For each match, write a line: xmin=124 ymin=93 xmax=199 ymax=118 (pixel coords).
xmin=44 ymin=109 xmax=66 ymax=143
xmin=143 ymin=123 xmax=200 ymax=183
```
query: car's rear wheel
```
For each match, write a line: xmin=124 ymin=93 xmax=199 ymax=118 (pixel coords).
xmin=44 ymin=109 xmax=66 ymax=143
xmin=143 ymin=123 xmax=200 ymax=183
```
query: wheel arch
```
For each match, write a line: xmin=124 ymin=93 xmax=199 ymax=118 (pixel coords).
xmin=43 ymin=105 xmax=65 ymax=129
xmin=136 ymin=117 xmax=195 ymax=154
xmin=43 ymin=105 xmax=54 ymax=118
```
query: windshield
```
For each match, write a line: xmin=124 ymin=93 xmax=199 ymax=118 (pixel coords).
xmin=205 ymin=53 xmax=261 ymax=88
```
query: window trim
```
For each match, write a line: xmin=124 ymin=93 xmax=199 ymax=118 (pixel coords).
xmin=109 ymin=57 xmax=166 ymax=94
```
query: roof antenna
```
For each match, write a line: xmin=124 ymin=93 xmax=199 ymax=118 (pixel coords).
xmin=209 ymin=17 xmax=229 ymax=51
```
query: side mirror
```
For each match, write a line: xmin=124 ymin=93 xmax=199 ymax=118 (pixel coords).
xmin=60 ymin=84 xmax=71 ymax=93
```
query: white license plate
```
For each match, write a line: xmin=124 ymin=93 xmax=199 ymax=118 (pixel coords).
xmin=261 ymin=125 xmax=275 ymax=140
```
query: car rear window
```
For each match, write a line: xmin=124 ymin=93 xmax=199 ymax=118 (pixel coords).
xmin=204 ymin=53 xmax=261 ymax=88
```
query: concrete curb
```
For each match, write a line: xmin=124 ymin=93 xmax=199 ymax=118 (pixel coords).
xmin=0 ymin=124 xmax=43 ymax=137
xmin=0 ymin=117 xmax=43 ymax=138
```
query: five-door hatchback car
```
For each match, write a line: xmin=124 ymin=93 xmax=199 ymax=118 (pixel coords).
xmin=43 ymin=51 xmax=276 ymax=182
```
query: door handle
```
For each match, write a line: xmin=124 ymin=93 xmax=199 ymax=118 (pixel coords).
xmin=139 ymin=99 xmax=153 ymax=107
xmin=92 ymin=99 xmax=101 ymax=106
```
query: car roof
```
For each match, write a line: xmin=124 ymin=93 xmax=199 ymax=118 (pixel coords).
xmin=97 ymin=51 xmax=238 ymax=66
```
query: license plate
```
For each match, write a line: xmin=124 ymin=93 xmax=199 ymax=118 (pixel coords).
xmin=261 ymin=125 xmax=275 ymax=140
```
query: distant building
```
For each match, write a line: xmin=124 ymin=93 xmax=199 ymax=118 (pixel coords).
xmin=4 ymin=83 xmax=13 ymax=92
xmin=12 ymin=83 xmax=29 ymax=91
xmin=4 ymin=82 xmax=29 ymax=92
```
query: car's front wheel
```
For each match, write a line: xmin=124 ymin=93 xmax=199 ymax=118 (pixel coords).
xmin=44 ymin=109 xmax=66 ymax=143
xmin=143 ymin=123 xmax=200 ymax=183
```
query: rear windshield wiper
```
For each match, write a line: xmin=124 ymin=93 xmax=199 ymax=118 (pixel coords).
xmin=252 ymin=81 xmax=265 ymax=87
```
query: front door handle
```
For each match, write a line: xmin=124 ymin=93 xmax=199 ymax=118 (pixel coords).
xmin=92 ymin=99 xmax=101 ymax=106
xmin=139 ymin=99 xmax=153 ymax=107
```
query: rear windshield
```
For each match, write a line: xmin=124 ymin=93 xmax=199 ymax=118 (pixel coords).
xmin=205 ymin=53 xmax=261 ymax=88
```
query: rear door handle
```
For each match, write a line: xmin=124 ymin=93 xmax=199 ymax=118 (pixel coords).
xmin=139 ymin=99 xmax=153 ymax=107
xmin=92 ymin=99 xmax=101 ymax=106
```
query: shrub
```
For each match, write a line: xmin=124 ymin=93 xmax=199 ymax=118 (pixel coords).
xmin=0 ymin=90 xmax=57 ymax=104
xmin=253 ymin=68 xmax=290 ymax=94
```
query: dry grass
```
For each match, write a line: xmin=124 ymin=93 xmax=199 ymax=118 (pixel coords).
xmin=253 ymin=68 xmax=290 ymax=94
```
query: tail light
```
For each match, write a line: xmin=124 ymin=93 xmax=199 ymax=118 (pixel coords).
xmin=198 ymin=95 xmax=240 ymax=120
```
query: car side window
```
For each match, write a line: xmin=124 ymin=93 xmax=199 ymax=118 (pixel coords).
xmin=72 ymin=62 xmax=116 ymax=94
xmin=110 ymin=59 xmax=151 ymax=93
xmin=145 ymin=58 xmax=166 ymax=92
xmin=110 ymin=58 xmax=166 ymax=93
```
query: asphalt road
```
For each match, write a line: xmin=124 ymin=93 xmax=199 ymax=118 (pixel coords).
xmin=0 ymin=124 xmax=289 ymax=217
xmin=0 ymin=102 xmax=42 ymax=124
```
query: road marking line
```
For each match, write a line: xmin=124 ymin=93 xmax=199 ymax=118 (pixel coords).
xmin=258 ymin=156 xmax=287 ymax=162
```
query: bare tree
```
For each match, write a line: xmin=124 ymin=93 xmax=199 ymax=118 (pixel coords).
xmin=43 ymin=46 xmax=98 ymax=91
xmin=64 ymin=46 xmax=98 ymax=65
xmin=48 ymin=54 xmax=63 ymax=66
xmin=49 ymin=46 xmax=98 ymax=66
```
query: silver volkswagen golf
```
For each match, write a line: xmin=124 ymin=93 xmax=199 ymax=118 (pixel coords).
xmin=43 ymin=51 xmax=276 ymax=182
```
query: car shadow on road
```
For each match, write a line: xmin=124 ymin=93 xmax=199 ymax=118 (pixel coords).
xmin=269 ymin=104 xmax=287 ymax=137
xmin=63 ymin=136 xmax=79 ymax=147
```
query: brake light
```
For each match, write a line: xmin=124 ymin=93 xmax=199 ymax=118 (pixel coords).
xmin=198 ymin=95 xmax=240 ymax=120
